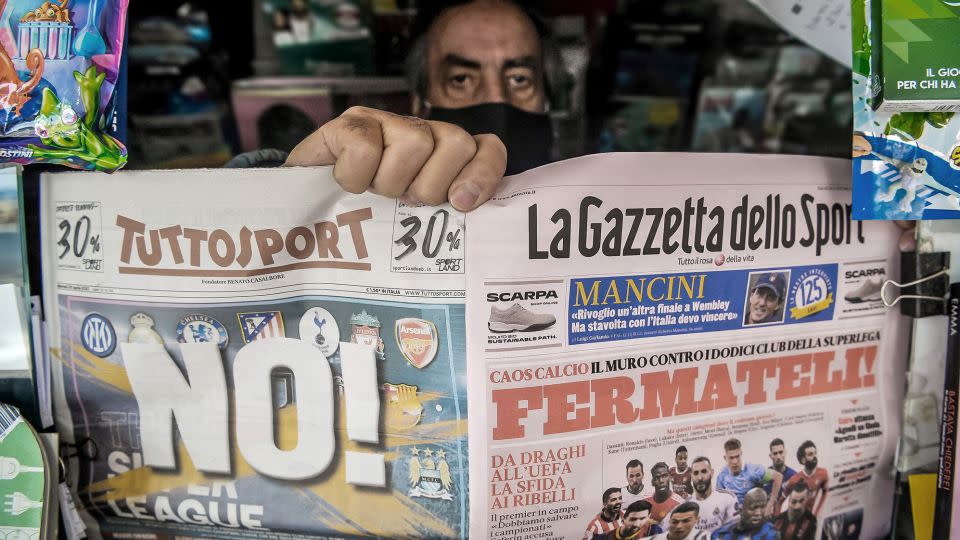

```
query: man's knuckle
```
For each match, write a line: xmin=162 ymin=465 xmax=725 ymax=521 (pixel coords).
xmin=409 ymin=184 xmax=446 ymax=206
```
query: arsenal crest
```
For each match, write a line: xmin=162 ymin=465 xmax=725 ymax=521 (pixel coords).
xmin=395 ymin=318 xmax=438 ymax=369
xmin=238 ymin=311 xmax=285 ymax=343
xmin=408 ymin=446 xmax=453 ymax=501
xmin=350 ymin=310 xmax=385 ymax=360
xmin=383 ymin=382 xmax=424 ymax=430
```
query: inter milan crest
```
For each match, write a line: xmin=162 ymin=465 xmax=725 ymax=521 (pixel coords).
xmin=80 ymin=313 xmax=116 ymax=357
xmin=383 ymin=382 xmax=423 ymax=431
xmin=238 ymin=311 xmax=285 ymax=343
xmin=350 ymin=310 xmax=385 ymax=360
xmin=298 ymin=307 xmax=340 ymax=358
xmin=408 ymin=446 xmax=453 ymax=501
xmin=395 ymin=318 xmax=438 ymax=369
xmin=127 ymin=313 xmax=163 ymax=344
xmin=176 ymin=315 xmax=229 ymax=349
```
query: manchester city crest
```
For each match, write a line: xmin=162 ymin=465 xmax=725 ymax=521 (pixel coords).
xmin=80 ymin=313 xmax=116 ymax=357
xmin=298 ymin=307 xmax=340 ymax=358
xmin=350 ymin=310 xmax=385 ymax=360
xmin=395 ymin=318 xmax=438 ymax=369
xmin=383 ymin=382 xmax=424 ymax=431
xmin=128 ymin=313 xmax=164 ymax=344
xmin=238 ymin=311 xmax=285 ymax=343
xmin=408 ymin=446 xmax=453 ymax=501
xmin=176 ymin=315 xmax=229 ymax=349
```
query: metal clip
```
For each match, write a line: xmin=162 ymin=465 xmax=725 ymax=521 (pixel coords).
xmin=881 ymin=269 xmax=949 ymax=308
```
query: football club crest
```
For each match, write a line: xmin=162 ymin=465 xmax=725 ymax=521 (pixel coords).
xmin=176 ymin=315 xmax=229 ymax=349
xmin=350 ymin=310 xmax=385 ymax=360
xmin=298 ymin=307 xmax=340 ymax=358
xmin=128 ymin=313 xmax=164 ymax=344
xmin=238 ymin=311 xmax=285 ymax=343
xmin=395 ymin=318 xmax=438 ymax=369
xmin=80 ymin=313 xmax=116 ymax=357
xmin=383 ymin=382 xmax=423 ymax=431
xmin=408 ymin=446 xmax=454 ymax=501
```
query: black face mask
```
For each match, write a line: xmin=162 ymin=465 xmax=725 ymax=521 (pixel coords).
xmin=427 ymin=102 xmax=553 ymax=175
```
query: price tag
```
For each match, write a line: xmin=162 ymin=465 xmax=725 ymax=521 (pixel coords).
xmin=391 ymin=202 xmax=464 ymax=274
xmin=54 ymin=201 xmax=103 ymax=272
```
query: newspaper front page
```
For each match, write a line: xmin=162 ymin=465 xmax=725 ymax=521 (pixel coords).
xmin=466 ymin=154 xmax=906 ymax=540
xmin=41 ymin=169 xmax=469 ymax=539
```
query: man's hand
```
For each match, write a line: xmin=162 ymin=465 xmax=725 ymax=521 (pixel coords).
xmin=284 ymin=106 xmax=507 ymax=211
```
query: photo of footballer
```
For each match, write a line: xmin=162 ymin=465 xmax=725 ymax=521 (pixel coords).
xmin=646 ymin=501 xmax=709 ymax=540
xmin=671 ymin=446 xmax=694 ymax=498
xmin=782 ymin=440 xmax=828 ymax=516
xmin=645 ymin=462 xmax=686 ymax=525
xmin=583 ymin=487 xmax=624 ymax=540
xmin=597 ymin=500 xmax=661 ymax=539
xmin=710 ymin=488 xmax=779 ymax=539
xmin=688 ymin=456 xmax=739 ymax=534
xmin=773 ymin=483 xmax=818 ymax=540
xmin=716 ymin=438 xmax=782 ymax=517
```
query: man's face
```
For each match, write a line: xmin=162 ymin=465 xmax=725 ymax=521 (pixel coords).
xmin=604 ymin=491 xmax=622 ymax=515
xmin=425 ymin=1 xmax=546 ymax=113
xmin=802 ymin=447 xmax=818 ymax=469
xmin=652 ymin=466 xmax=671 ymax=495
xmin=626 ymin=465 xmax=643 ymax=490
xmin=622 ymin=510 xmax=650 ymax=535
xmin=691 ymin=460 xmax=713 ymax=495
xmin=676 ymin=451 xmax=688 ymax=470
xmin=724 ymin=448 xmax=743 ymax=474
xmin=668 ymin=511 xmax=698 ymax=540
xmin=748 ymin=287 xmax=781 ymax=323
xmin=770 ymin=444 xmax=785 ymax=469
xmin=741 ymin=494 xmax=767 ymax=529
xmin=788 ymin=490 xmax=808 ymax=520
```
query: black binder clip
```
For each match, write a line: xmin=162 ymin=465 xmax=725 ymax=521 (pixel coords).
xmin=60 ymin=437 xmax=99 ymax=462
xmin=881 ymin=251 xmax=949 ymax=317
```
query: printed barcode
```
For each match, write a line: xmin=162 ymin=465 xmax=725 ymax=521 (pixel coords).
xmin=0 ymin=403 xmax=22 ymax=440
xmin=931 ymin=105 xmax=960 ymax=112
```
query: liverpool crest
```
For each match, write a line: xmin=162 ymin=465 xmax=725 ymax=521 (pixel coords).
xmin=408 ymin=446 xmax=453 ymax=500
xmin=395 ymin=318 xmax=438 ymax=369
xmin=350 ymin=310 xmax=385 ymax=360
xmin=383 ymin=382 xmax=423 ymax=430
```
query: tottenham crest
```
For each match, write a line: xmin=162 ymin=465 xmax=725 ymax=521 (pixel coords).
xmin=298 ymin=307 xmax=340 ymax=358
xmin=395 ymin=318 xmax=438 ymax=369
xmin=408 ymin=446 xmax=453 ymax=500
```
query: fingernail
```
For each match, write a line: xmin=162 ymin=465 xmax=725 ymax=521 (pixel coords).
xmin=450 ymin=183 xmax=480 ymax=211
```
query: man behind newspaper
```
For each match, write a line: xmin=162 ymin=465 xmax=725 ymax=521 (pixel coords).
xmin=647 ymin=501 xmax=709 ymax=540
xmin=688 ymin=457 xmax=738 ymax=534
xmin=710 ymin=488 xmax=778 ymax=540
xmin=583 ymin=487 xmax=625 ymax=540
xmin=773 ymin=483 xmax=818 ymax=540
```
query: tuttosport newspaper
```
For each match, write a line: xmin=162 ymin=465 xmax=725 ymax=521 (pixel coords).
xmin=40 ymin=168 xmax=469 ymax=539
xmin=466 ymin=154 xmax=907 ymax=540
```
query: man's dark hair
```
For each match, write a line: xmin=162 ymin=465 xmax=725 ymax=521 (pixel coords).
xmin=672 ymin=501 xmax=700 ymax=516
xmin=770 ymin=438 xmax=785 ymax=450
xmin=602 ymin=487 xmax=621 ymax=503
xmin=676 ymin=445 xmax=688 ymax=455
xmin=404 ymin=0 xmax=561 ymax=107
xmin=626 ymin=459 xmax=643 ymax=472
xmin=692 ymin=456 xmax=711 ymax=467
xmin=652 ymin=461 xmax=669 ymax=475
xmin=797 ymin=440 xmax=817 ymax=464
xmin=724 ymin=438 xmax=741 ymax=452
xmin=790 ymin=482 xmax=808 ymax=495
xmin=623 ymin=499 xmax=653 ymax=518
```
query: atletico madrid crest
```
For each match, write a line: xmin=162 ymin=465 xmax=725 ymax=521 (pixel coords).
xmin=395 ymin=318 xmax=438 ymax=369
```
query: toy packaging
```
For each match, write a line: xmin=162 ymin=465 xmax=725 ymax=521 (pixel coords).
xmin=852 ymin=0 xmax=960 ymax=219
xmin=0 ymin=0 xmax=127 ymax=171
